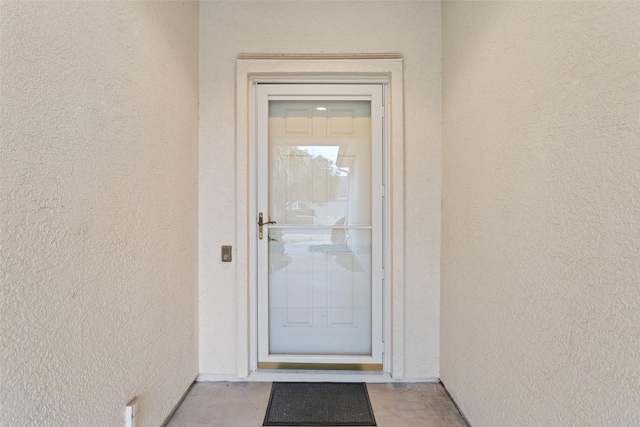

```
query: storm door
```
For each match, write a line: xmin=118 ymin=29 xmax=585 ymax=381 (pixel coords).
xmin=256 ymin=84 xmax=384 ymax=369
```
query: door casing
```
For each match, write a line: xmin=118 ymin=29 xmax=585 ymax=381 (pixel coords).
xmin=234 ymin=56 xmax=405 ymax=380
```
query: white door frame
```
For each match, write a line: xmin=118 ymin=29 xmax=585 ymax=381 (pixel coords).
xmin=235 ymin=55 xmax=405 ymax=379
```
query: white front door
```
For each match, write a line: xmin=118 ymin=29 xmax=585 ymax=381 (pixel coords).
xmin=256 ymin=84 xmax=384 ymax=369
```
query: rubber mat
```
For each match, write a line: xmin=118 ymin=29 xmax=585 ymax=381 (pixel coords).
xmin=263 ymin=382 xmax=376 ymax=426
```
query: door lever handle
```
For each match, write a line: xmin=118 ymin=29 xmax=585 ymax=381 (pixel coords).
xmin=258 ymin=212 xmax=276 ymax=240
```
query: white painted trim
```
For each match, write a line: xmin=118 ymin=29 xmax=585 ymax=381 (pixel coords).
xmin=235 ymin=56 xmax=405 ymax=379
xmin=237 ymin=53 xmax=403 ymax=61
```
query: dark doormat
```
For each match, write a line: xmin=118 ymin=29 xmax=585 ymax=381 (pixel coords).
xmin=263 ymin=382 xmax=377 ymax=426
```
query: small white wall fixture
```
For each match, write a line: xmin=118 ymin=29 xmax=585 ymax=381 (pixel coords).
xmin=235 ymin=55 xmax=405 ymax=379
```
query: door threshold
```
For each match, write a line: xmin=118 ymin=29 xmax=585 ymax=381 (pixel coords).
xmin=257 ymin=362 xmax=383 ymax=371
xmin=241 ymin=370 xmax=393 ymax=383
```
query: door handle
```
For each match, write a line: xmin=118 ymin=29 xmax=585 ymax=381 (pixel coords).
xmin=258 ymin=212 xmax=276 ymax=240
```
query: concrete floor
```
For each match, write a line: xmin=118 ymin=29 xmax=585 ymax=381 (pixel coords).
xmin=166 ymin=382 xmax=469 ymax=427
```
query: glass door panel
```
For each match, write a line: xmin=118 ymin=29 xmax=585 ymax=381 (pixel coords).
xmin=268 ymin=228 xmax=372 ymax=355
xmin=268 ymin=100 xmax=372 ymax=356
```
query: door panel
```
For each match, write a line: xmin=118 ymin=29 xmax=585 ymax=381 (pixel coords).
xmin=257 ymin=84 xmax=383 ymax=367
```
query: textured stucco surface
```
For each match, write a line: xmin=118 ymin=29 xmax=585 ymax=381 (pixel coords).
xmin=1 ymin=2 xmax=199 ymax=426
xmin=199 ymin=1 xmax=442 ymax=379
xmin=441 ymin=2 xmax=640 ymax=426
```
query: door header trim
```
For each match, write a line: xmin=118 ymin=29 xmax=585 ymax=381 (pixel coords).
xmin=238 ymin=53 xmax=403 ymax=61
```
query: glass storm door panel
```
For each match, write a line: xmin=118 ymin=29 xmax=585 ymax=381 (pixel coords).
xmin=256 ymin=84 xmax=384 ymax=368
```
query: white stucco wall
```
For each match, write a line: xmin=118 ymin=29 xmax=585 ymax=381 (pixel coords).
xmin=1 ymin=2 xmax=199 ymax=426
xmin=441 ymin=2 xmax=640 ymax=426
xmin=200 ymin=1 xmax=441 ymax=379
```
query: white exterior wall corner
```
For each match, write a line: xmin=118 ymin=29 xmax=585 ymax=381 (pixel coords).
xmin=441 ymin=2 xmax=640 ymax=426
xmin=199 ymin=1 xmax=442 ymax=379
xmin=1 ymin=2 xmax=199 ymax=426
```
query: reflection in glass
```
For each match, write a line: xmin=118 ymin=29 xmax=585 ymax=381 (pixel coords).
xmin=269 ymin=101 xmax=371 ymax=227
xmin=268 ymin=228 xmax=372 ymax=355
